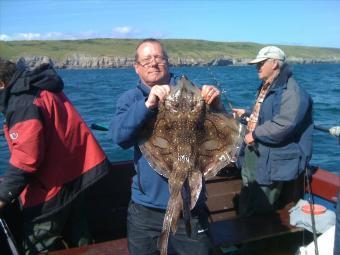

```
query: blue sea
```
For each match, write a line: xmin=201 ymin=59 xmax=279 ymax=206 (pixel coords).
xmin=0 ymin=64 xmax=339 ymax=175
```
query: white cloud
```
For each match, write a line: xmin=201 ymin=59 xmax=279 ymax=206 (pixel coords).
xmin=0 ymin=34 xmax=11 ymax=41
xmin=45 ymin=32 xmax=64 ymax=38
xmin=0 ymin=32 xmax=91 ymax=41
xmin=112 ymin=26 xmax=139 ymax=38
xmin=113 ymin=26 xmax=133 ymax=34
xmin=0 ymin=27 xmax=142 ymax=41
xmin=17 ymin=33 xmax=42 ymax=40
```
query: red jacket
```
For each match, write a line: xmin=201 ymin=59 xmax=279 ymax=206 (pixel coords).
xmin=0 ymin=64 xmax=109 ymax=221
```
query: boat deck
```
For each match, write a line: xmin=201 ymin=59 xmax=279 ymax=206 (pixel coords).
xmin=49 ymin=238 xmax=129 ymax=255
xmin=1 ymin=162 xmax=337 ymax=255
xmin=50 ymin=164 xmax=307 ymax=255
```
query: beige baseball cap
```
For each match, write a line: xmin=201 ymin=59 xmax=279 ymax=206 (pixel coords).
xmin=249 ymin=46 xmax=286 ymax=64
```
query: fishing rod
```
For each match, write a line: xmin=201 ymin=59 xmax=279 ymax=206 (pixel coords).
xmin=0 ymin=217 xmax=20 ymax=255
xmin=304 ymin=169 xmax=319 ymax=255
xmin=314 ymin=125 xmax=340 ymax=136
xmin=90 ymin=123 xmax=108 ymax=131
xmin=314 ymin=125 xmax=340 ymax=145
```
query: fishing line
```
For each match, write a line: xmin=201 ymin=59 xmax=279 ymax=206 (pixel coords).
xmin=205 ymin=66 xmax=250 ymax=159
xmin=206 ymin=66 xmax=234 ymax=112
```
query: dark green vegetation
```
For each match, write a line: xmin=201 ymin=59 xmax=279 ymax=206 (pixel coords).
xmin=1 ymin=38 xmax=340 ymax=61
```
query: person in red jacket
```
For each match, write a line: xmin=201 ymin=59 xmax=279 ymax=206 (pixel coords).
xmin=0 ymin=58 xmax=109 ymax=254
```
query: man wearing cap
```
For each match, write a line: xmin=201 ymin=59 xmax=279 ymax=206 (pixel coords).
xmin=233 ymin=46 xmax=313 ymax=216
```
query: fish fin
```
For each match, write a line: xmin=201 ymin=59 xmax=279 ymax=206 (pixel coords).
xmin=139 ymin=116 xmax=173 ymax=178
xmin=198 ymin=111 xmax=242 ymax=179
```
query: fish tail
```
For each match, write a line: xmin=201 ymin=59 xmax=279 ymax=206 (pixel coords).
xmin=159 ymin=173 xmax=187 ymax=254
xmin=159 ymin=200 xmax=175 ymax=255
xmin=159 ymin=192 xmax=182 ymax=255
xmin=170 ymin=194 xmax=182 ymax=234
xmin=159 ymin=227 xmax=170 ymax=255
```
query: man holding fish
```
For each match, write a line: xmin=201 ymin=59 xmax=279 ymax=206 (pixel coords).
xmin=110 ymin=38 xmax=225 ymax=255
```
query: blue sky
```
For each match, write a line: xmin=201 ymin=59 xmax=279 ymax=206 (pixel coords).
xmin=1 ymin=0 xmax=340 ymax=48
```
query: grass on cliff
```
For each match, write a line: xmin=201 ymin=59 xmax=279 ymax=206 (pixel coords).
xmin=1 ymin=38 xmax=340 ymax=61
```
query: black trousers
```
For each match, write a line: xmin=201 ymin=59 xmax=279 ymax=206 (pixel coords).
xmin=22 ymin=194 xmax=92 ymax=255
xmin=127 ymin=201 xmax=213 ymax=255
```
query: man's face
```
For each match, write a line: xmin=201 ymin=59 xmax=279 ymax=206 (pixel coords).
xmin=256 ymin=59 xmax=276 ymax=82
xmin=134 ymin=42 xmax=170 ymax=87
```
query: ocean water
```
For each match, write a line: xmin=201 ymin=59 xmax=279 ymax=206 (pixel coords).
xmin=0 ymin=64 xmax=339 ymax=175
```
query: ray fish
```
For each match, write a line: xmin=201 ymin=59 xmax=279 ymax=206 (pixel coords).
xmin=139 ymin=75 xmax=244 ymax=255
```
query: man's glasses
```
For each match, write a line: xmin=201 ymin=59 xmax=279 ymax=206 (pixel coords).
xmin=256 ymin=60 xmax=268 ymax=69
xmin=137 ymin=55 xmax=168 ymax=67
xmin=256 ymin=59 xmax=274 ymax=69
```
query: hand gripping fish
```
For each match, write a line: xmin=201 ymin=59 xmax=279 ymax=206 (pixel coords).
xmin=139 ymin=75 xmax=243 ymax=255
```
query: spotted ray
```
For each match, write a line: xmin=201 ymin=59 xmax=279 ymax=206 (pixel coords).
xmin=139 ymin=75 xmax=244 ymax=255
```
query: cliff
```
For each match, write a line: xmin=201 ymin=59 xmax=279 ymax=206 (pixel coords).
xmin=17 ymin=55 xmax=340 ymax=69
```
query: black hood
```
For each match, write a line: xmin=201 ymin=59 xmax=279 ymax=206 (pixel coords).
xmin=0 ymin=64 xmax=63 ymax=113
xmin=9 ymin=63 xmax=64 ymax=94
xmin=0 ymin=86 xmax=10 ymax=113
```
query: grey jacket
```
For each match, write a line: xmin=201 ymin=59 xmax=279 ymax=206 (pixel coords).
xmin=247 ymin=64 xmax=313 ymax=185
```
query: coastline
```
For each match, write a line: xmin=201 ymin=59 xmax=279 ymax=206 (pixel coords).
xmin=16 ymin=55 xmax=340 ymax=69
xmin=2 ymin=39 xmax=340 ymax=69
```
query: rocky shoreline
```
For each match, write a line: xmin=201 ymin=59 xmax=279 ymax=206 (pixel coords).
xmin=18 ymin=55 xmax=340 ymax=69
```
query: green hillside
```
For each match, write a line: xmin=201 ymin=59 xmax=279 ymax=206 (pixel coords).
xmin=1 ymin=39 xmax=340 ymax=61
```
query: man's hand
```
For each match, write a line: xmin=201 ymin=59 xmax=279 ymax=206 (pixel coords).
xmin=145 ymin=85 xmax=171 ymax=109
xmin=201 ymin=85 xmax=221 ymax=105
xmin=232 ymin=108 xmax=246 ymax=118
xmin=244 ymin=132 xmax=254 ymax=145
